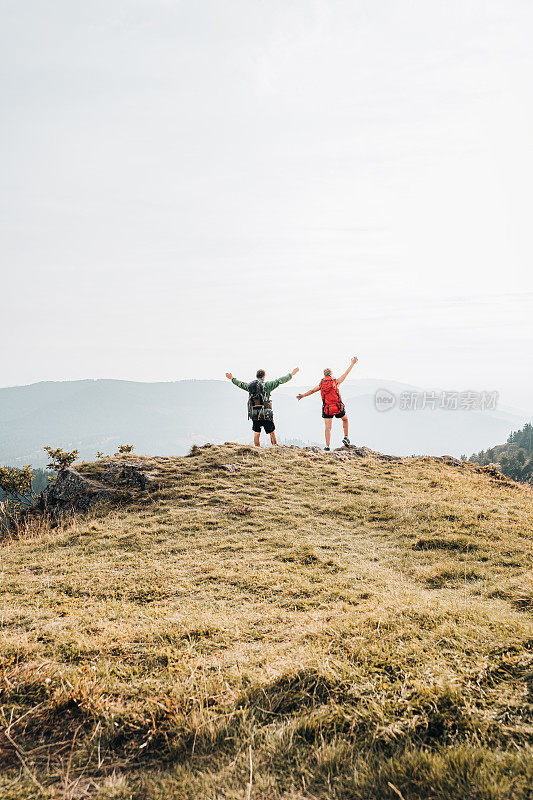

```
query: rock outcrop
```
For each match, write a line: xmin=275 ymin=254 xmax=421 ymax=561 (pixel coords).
xmin=334 ymin=445 xmax=402 ymax=461
xmin=35 ymin=461 xmax=157 ymax=518
xmin=37 ymin=468 xmax=120 ymax=515
xmin=302 ymin=445 xmax=401 ymax=461
xmin=101 ymin=462 xmax=156 ymax=490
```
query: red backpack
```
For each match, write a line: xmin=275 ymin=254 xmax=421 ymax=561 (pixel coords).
xmin=320 ymin=377 xmax=343 ymax=416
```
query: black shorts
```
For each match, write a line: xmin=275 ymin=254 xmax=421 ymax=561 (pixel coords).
xmin=252 ymin=418 xmax=275 ymax=434
xmin=322 ymin=405 xmax=346 ymax=419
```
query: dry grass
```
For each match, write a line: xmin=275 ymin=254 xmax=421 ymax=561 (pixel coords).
xmin=0 ymin=443 xmax=532 ymax=799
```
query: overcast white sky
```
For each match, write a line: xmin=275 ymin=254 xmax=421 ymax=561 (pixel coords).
xmin=1 ymin=0 xmax=532 ymax=409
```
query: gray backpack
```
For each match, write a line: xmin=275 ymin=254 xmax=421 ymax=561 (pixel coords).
xmin=247 ymin=380 xmax=273 ymax=421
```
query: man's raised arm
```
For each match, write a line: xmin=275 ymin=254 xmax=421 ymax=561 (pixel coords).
xmin=337 ymin=356 xmax=358 ymax=386
xmin=267 ymin=367 xmax=299 ymax=393
xmin=226 ymin=373 xmax=249 ymax=391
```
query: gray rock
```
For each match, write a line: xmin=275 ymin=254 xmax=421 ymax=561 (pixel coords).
xmin=102 ymin=462 xmax=155 ymax=490
xmin=37 ymin=468 xmax=120 ymax=516
xmin=333 ymin=445 xmax=402 ymax=461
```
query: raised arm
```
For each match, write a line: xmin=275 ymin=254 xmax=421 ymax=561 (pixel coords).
xmin=226 ymin=373 xmax=249 ymax=391
xmin=297 ymin=384 xmax=321 ymax=401
xmin=337 ymin=356 xmax=358 ymax=386
xmin=266 ymin=367 xmax=299 ymax=393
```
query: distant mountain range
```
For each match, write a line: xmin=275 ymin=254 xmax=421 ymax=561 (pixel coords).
xmin=0 ymin=378 xmax=529 ymax=467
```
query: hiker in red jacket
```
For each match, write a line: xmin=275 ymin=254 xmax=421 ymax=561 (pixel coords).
xmin=297 ymin=357 xmax=358 ymax=451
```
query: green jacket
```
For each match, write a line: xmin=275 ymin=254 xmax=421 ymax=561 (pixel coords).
xmin=231 ymin=373 xmax=292 ymax=400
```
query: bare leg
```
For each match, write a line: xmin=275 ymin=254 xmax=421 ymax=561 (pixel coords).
xmin=324 ymin=418 xmax=332 ymax=447
xmin=270 ymin=431 xmax=277 ymax=446
xmin=253 ymin=432 xmax=261 ymax=447
xmin=342 ymin=415 xmax=349 ymax=437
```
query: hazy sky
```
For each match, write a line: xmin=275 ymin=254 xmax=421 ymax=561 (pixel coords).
xmin=2 ymin=0 xmax=532 ymax=409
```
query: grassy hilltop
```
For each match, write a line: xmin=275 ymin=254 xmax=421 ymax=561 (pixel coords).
xmin=1 ymin=444 xmax=532 ymax=800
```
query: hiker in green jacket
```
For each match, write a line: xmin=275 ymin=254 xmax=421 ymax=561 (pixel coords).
xmin=226 ymin=367 xmax=299 ymax=447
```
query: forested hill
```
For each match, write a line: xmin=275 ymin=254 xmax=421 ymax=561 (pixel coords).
xmin=469 ymin=422 xmax=533 ymax=484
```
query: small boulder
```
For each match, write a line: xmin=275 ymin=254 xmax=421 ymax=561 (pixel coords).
xmin=333 ymin=445 xmax=401 ymax=461
xmin=37 ymin=468 xmax=120 ymax=516
xmin=102 ymin=462 xmax=155 ymax=490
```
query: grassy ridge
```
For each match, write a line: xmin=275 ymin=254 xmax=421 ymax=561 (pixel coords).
xmin=1 ymin=444 xmax=532 ymax=799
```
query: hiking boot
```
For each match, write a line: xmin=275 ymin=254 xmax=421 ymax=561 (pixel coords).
xmin=342 ymin=436 xmax=350 ymax=447
xmin=324 ymin=446 xmax=330 ymax=451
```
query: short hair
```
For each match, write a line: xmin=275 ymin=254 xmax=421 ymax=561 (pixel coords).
xmin=323 ymin=368 xmax=332 ymax=376
xmin=256 ymin=369 xmax=266 ymax=379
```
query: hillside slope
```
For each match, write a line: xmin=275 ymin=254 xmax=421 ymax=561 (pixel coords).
xmin=1 ymin=445 xmax=532 ymax=799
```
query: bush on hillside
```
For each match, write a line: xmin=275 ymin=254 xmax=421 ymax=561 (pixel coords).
xmin=44 ymin=446 xmax=79 ymax=472
xmin=0 ymin=465 xmax=35 ymax=533
xmin=115 ymin=444 xmax=134 ymax=455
